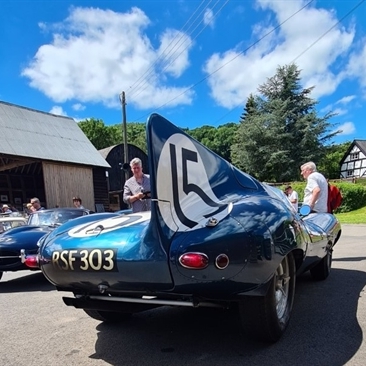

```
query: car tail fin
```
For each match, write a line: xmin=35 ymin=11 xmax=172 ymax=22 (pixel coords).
xmin=146 ymin=113 xmax=259 ymax=238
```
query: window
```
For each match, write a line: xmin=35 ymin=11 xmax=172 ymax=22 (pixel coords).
xmin=350 ymin=153 xmax=359 ymax=160
xmin=347 ymin=170 xmax=353 ymax=177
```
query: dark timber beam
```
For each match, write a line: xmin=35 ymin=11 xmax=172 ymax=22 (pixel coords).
xmin=0 ymin=159 xmax=34 ymax=172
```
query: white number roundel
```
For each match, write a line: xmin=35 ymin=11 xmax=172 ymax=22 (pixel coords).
xmin=156 ymin=133 xmax=231 ymax=232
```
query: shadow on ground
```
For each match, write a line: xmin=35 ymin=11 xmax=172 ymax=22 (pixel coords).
xmin=88 ymin=267 xmax=365 ymax=366
xmin=0 ymin=271 xmax=55 ymax=293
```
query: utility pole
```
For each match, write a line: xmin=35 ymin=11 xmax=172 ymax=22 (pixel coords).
xmin=119 ymin=91 xmax=129 ymax=185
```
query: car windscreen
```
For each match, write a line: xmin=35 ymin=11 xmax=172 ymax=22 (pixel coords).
xmin=28 ymin=210 xmax=86 ymax=226
xmin=0 ymin=220 xmax=26 ymax=233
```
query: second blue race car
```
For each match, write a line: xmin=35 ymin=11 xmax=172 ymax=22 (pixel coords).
xmin=0 ymin=208 xmax=117 ymax=281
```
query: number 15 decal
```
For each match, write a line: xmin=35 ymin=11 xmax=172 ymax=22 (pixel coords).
xmin=157 ymin=133 xmax=229 ymax=232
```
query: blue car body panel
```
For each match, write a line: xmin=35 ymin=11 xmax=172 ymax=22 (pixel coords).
xmin=36 ymin=114 xmax=341 ymax=302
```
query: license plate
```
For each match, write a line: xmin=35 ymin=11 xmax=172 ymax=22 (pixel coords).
xmin=51 ymin=248 xmax=118 ymax=272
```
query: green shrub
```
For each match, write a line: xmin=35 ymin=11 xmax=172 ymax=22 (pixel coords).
xmin=335 ymin=182 xmax=366 ymax=213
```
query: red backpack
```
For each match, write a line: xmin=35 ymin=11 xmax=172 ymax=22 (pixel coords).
xmin=327 ymin=184 xmax=343 ymax=213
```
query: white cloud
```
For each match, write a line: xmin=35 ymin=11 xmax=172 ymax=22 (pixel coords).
xmin=156 ymin=29 xmax=192 ymax=78
xmin=336 ymin=95 xmax=356 ymax=105
xmin=346 ymin=39 xmax=366 ymax=92
xmin=337 ymin=122 xmax=356 ymax=135
xmin=320 ymin=104 xmax=332 ymax=114
xmin=204 ymin=0 xmax=355 ymax=108
xmin=321 ymin=95 xmax=355 ymax=115
xmin=49 ymin=106 xmax=67 ymax=116
xmin=332 ymin=108 xmax=348 ymax=117
xmin=22 ymin=7 xmax=194 ymax=110
xmin=72 ymin=103 xmax=86 ymax=111
xmin=203 ymin=8 xmax=215 ymax=28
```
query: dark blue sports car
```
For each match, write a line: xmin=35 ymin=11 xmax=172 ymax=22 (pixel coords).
xmin=24 ymin=114 xmax=341 ymax=342
xmin=0 ymin=208 xmax=96 ymax=280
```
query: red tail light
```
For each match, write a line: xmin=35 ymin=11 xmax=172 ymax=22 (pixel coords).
xmin=24 ymin=255 xmax=39 ymax=269
xmin=179 ymin=252 xmax=209 ymax=269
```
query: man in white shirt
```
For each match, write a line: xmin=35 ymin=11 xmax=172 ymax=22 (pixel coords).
xmin=300 ymin=161 xmax=328 ymax=213
xmin=285 ymin=186 xmax=298 ymax=212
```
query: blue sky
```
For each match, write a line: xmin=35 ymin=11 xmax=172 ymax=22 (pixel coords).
xmin=1 ymin=0 xmax=365 ymax=144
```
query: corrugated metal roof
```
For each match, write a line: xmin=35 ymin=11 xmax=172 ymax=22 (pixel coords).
xmin=99 ymin=145 xmax=118 ymax=159
xmin=0 ymin=101 xmax=110 ymax=168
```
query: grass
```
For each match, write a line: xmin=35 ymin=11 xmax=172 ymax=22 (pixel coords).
xmin=335 ymin=206 xmax=366 ymax=224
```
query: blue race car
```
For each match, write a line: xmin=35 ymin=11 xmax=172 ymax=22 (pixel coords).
xmin=24 ymin=114 xmax=341 ymax=342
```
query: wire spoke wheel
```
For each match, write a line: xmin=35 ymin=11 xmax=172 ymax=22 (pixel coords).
xmin=239 ymin=252 xmax=296 ymax=342
xmin=275 ymin=257 xmax=290 ymax=319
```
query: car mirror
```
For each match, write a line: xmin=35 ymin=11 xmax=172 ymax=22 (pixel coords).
xmin=299 ymin=204 xmax=311 ymax=216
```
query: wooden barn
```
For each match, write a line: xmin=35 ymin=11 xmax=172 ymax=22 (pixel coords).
xmin=0 ymin=101 xmax=110 ymax=212
xmin=99 ymin=144 xmax=148 ymax=210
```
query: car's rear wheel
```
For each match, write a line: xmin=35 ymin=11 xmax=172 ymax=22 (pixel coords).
xmin=310 ymin=249 xmax=332 ymax=281
xmin=83 ymin=309 xmax=132 ymax=322
xmin=239 ymin=252 xmax=296 ymax=342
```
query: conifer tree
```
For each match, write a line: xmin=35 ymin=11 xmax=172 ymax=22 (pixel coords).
xmin=231 ymin=64 xmax=338 ymax=182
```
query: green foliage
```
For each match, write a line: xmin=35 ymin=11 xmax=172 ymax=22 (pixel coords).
xmin=334 ymin=183 xmax=366 ymax=213
xmin=187 ymin=123 xmax=238 ymax=162
xmin=317 ymin=142 xmax=350 ymax=179
xmin=126 ymin=123 xmax=147 ymax=153
xmin=78 ymin=118 xmax=116 ymax=150
xmin=78 ymin=119 xmax=147 ymax=152
xmin=231 ymin=64 xmax=339 ymax=182
xmin=240 ymin=93 xmax=258 ymax=121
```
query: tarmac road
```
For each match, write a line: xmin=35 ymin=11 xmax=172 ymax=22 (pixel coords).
xmin=0 ymin=224 xmax=365 ymax=366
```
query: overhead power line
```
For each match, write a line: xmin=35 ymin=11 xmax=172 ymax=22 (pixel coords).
xmin=131 ymin=0 xmax=364 ymax=125
xmin=131 ymin=0 xmax=315 ymax=122
xmin=127 ymin=0 xmax=215 ymax=99
xmin=130 ymin=0 xmax=230 ymax=101
xmin=213 ymin=0 xmax=366 ymax=125
xmin=292 ymin=0 xmax=365 ymax=63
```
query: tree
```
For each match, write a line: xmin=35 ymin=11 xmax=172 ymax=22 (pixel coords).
xmin=78 ymin=118 xmax=115 ymax=150
xmin=211 ymin=123 xmax=238 ymax=162
xmin=108 ymin=123 xmax=147 ymax=153
xmin=240 ymin=93 xmax=259 ymax=122
xmin=318 ymin=141 xmax=350 ymax=179
xmin=187 ymin=123 xmax=238 ymax=162
xmin=231 ymin=64 xmax=339 ymax=182
xmin=78 ymin=119 xmax=147 ymax=152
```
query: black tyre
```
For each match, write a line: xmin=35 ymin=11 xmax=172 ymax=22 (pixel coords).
xmin=239 ymin=252 xmax=296 ymax=342
xmin=83 ymin=309 xmax=132 ymax=322
xmin=310 ymin=250 xmax=332 ymax=281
